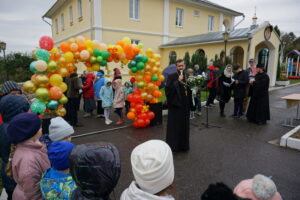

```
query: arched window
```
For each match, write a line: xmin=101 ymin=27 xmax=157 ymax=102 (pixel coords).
xmin=169 ymin=51 xmax=177 ymax=65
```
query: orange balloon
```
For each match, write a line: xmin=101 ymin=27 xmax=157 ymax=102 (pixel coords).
xmin=144 ymin=75 xmax=151 ymax=82
xmin=49 ymin=86 xmax=63 ymax=100
xmin=60 ymin=42 xmax=71 ymax=52
xmin=116 ymin=40 xmax=125 ymax=48
xmin=153 ymin=90 xmax=162 ymax=98
xmin=127 ymin=112 xmax=136 ymax=120
xmin=77 ymin=43 xmax=87 ymax=51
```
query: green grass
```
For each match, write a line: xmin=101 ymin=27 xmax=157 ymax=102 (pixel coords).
xmin=289 ymin=79 xmax=300 ymax=85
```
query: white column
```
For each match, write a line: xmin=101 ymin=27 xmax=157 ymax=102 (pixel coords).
xmin=94 ymin=0 xmax=102 ymax=41
xmin=163 ymin=0 xmax=170 ymax=44
xmin=219 ymin=13 xmax=224 ymax=31
xmin=231 ymin=16 xmax=235 ymax=30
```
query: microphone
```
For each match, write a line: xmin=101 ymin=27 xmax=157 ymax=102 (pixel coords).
xmin=180 ymin=70 xmax=183 ymax=75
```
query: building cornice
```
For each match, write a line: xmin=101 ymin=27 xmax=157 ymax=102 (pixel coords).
xmin=160 ymin=38 xmax=248 ymax=49
xmin=171 ymin=0 xmax=243 ymax=17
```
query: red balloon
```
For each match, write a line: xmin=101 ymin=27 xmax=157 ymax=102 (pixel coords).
xmin=147 ymin=111 xmax=155 ymax=120
xmin=39 ymin=36 xmax=54 ymax=51
xmin=135 ymin=104 xmax=143 ymax=112
xmin=130 ymin=77 xmax=136 ymax=83
xmin=130 ymin=102 xmax=136 ymax=108
xmin=145 ymin=119 xmax=150 ymax=126
xmin=133 ymin=89 xmax=141 ymax=95
xmin=139 ymin=113 xmax=148 ymax=120
xmin=132 ymin=94 xmax=142 ymax=103
xmin=136 ymin=119 xmax=145 ymax=127
xmin=127 ymin=94 xmax=134 ymax=102
xmin=133 ymin=121 xmax=139 ymax=128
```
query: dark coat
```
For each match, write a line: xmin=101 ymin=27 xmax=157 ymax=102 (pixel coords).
xmin=218 ymin=73 xmax=233 ymax=103
xmin=233 ymin=70 xmax=249 ymax=99
xmin=165 ymin=71 xmax=191 ymax=152
xmin=66 ymin=73 xmax=82 ymax=98
xmin=70 ymin=144 xmax=121 ymax=200
xmin=246 ymin=72 xmax=270 ymax=124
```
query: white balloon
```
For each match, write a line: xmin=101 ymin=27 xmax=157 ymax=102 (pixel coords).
xmin=80 ymin=50 xmax=90 ymax=60
xmin=35 ymin=60 xmax=47 ymax=72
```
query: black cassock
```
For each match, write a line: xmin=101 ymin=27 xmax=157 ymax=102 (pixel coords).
xmin=165 ymin=72 xmax=191 ymax=152
xmin=246 ymin=72 xmax=270 ymax=124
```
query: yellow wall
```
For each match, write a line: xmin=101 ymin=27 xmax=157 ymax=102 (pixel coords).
xmin=102 ymin=0 xmax=164 ymax=34
xmin=51 ymin=0 xmax=92 ymax=43
xmin=169 ymin=2 xmax=221 ymax=36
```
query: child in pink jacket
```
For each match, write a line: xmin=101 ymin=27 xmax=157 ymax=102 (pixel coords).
xmin=113 ymin=79 xmax=125 ymax=125
xmin=7 ymin=113 xmax=50 ymax=200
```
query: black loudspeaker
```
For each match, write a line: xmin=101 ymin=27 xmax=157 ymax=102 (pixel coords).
xmin=149 ymin=102 xmax=163 ymax=126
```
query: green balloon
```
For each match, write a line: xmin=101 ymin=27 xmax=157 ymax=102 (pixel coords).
xmin=36 ymin=49 xmax=50 ymax=62
xmin=30 ymin=100 xmax=46 ymax=114
xmin=151 ymin=75 xmax=158 ymax=82
xmin=136 ymin=62 xmax=145 ymax=70
xmin=47 ymin=100 xmax=58 ymax=110
xmin=100 ymin=60 xmax=107 ymax=66
xmin=93 ymin=49 xmax=102 ymax=57
xmin=101 ymin=50 xmax=110 ymax=60
xmin=128 ymin=60 xmax=136 ymax=68
xmin=134 ymin=54 xmax=143 ymax=62
xmin=97 ymin=56 xmax=103 ymax=63
xmin=131 ymin=67 xmax=137 ymax=73
xmin=30 ymin=61 xmax=37 ymax=73
xmin=47 ymin=61 xmax=57 ymax=73
xmin=141 ymin=56 xmax=148 ymax=63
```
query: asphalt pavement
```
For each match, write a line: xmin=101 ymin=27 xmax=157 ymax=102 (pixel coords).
xmin=72 ymin=85 xmax=300 ymax=200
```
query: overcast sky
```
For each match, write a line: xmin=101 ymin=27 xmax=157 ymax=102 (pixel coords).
xmin=0 ymin=0 xmax=299 ymax=53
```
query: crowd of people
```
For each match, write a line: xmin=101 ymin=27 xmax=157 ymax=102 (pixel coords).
xmin=0 ymin=57 xmax=276 ymax=200
xmin=64 ymin=67 xmax=133 ymax=127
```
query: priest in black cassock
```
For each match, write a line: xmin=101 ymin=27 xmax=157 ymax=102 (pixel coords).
xmin=165 ymin=59 xmax=192 ymax=152
xmin=246 ymin=64 xmax=270 ymax=125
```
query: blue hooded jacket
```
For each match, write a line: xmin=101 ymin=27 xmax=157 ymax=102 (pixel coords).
xmin=94 ymin=72 xmax=105 ymax=99
xmin=99 ymin=78 xmax=113 ymax=108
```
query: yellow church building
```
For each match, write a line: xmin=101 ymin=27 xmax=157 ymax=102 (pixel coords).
xmin=43 ymin=0 xmax=280 ymax=85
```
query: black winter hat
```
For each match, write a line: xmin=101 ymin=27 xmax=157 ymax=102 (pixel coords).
xmin=0 ymin=95 xmax=30 ymax=122
xmin=69 ymin=143 xmax=121 ymax=199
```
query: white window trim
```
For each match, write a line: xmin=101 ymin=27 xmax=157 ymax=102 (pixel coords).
xmin=69 ymin=6 xmax=73 ymax=24
xmin=176 ymin=8 xmax=184 ymax=27
xmin=208 ymin=15 xmax=214 ymax=32
xmin=77 ymin=0 xmax=82 ymax=18
xmin=61 ymin=13 xmax=65 ymax=31
xmin=129 ymin=0 xmax=140 ymax=21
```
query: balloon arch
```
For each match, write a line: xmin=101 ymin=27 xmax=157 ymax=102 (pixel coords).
xmin=23 ymin=36 xmax=164 ymax=128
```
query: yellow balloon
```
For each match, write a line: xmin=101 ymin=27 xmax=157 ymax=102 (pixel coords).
xmin=152 ymin=67 xmax=159 ymax=73
xmin=49 ymin=74 xmax=63 ymax=86
xmin=92 ymin=40 xmax=101 ymax=50
xmin=59 ymin=67 xmax=69 ymax=77
xmin=76 ymin=35 xmax=85 ymax=44
xmin=122 ymin=37 xmax=131 ymax=44
xmin=50 ymin=47 xmax=59 ymax=53
xmin=35 ymin=88 xmax=50 ymax=102
xmin=64 ymin=52 xmax=74 ymax=63
xmin=56 ymin=107 xmax=67 ymax=116
xmin=92 ymin=63 xmax=100 ymax=71
xmin=68 ymin=38 xmax=76 ymax=44
xmin=146 ymin=48 xmax=154 ymax=58
xmin=59 ymin=82 xmax=68 ymax=92
xmin=86 ymin=67 xmax=93 ymax=72
xmin=136 ymin=75 xmax=143 ymax=81
xmin=36 ymin=74 xmax=49 ymax=87
xmin=59 ymin=95 xmax=68 ymax=104
xmin=159 ymin=75 xmax=165 ymax=82
xmin=84 ymin=40 xmax=93 ymax=48
xmin=23 ymin=81 xmax=36 ymax=94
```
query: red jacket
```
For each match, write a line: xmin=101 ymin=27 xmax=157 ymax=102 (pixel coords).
xmin=82 ymin=73 xmax=95 ymax=98
xmin=207 ymin=65 xmax=219 ymax=88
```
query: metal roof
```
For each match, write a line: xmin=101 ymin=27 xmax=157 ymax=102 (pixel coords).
xmin=160 ymin=27 xmax=254 ymax=48
xmin=191 ymin=0 xmax=243 ymax=16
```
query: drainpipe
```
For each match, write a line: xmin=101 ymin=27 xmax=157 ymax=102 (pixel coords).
xmin=233 ymin=14 xmax=245 ymax=29
xmin=42 ymin=16 xmax=52 ymax=26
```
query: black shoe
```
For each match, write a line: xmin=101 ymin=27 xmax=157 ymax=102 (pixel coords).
xmin=220 ymin=113 xmax=226 ymax=117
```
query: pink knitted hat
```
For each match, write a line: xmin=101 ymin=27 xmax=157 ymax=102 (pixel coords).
xmin=233 ymin=175 xmax=282 ymax=200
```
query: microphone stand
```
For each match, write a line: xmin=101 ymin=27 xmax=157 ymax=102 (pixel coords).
xmin=201 ymin=73 xmax=221 ymax=129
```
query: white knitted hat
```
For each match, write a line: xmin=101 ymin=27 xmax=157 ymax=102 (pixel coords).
xmin=49 ymin=117 xmax=74 ymax=141
xmin=131 ymin=140 xmax=174 ymax=194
